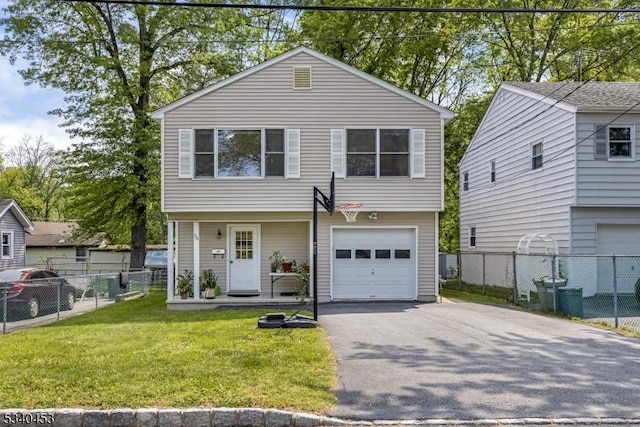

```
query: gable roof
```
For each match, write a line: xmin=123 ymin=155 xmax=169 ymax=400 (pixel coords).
xmin=505 ymin=82 xmax=640 ymax=112
xmin=26 ymin=221 xmax=104 ymax=248
xmin=151 ymin=46 xmax=454 ymax=121
xmin=0 ymin=199 xmax=34 ymax=231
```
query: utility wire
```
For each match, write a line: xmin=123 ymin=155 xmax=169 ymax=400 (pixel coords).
xmin=60 ymin=0 xmax=640 ymax=14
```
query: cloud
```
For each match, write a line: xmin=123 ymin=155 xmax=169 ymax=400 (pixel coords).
xmin=0 ymin=117 xmax=74 ymax=152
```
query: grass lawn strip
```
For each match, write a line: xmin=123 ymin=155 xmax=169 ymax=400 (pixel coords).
xmin=0 ymin=292 xmax=336 ymax=412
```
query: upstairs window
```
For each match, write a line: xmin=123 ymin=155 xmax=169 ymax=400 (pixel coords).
xmin=468 ymin=226 xmax=476 ymax=248
xmin=346 ymin=129 xmax=410 ymax=177
xmin=1 ymin=231 xmax=13 ymax=259
xmin=490 ymin=160 xmax=496 ymax=183
xmin=181 ymin=128 xmax=299 ymax=179
xmin=531 ymin=142 xmax=543 ymax=170
xmin=462 ymin=171 xmax=469 ymax=191
xmin=595 ymin=125 xmax=634 ymax=159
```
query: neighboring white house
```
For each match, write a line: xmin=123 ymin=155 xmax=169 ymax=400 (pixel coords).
xmin=0 ymin=199 xmax=34 ymax=269
xmin=152 ymin=46 xmax=454 ymax=306
xmin=459 ymin=81 xmax=640 ymax=295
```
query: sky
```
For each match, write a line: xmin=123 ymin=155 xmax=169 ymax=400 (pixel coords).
xmin=0 ymin=0 xmax=74 ymax=153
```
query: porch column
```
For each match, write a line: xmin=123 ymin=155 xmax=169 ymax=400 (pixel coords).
xmin=167 ymin=221 xmax=175 ymax=302
xmin=193 ymin=221 xmax=200 ymax=300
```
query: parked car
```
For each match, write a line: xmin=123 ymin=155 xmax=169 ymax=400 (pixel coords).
xmin=0 ymin=268 xmax=77 ymax=318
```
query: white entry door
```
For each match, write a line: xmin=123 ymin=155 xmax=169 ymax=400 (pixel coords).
xmin=228 ymin=225 xmax=260 ymax=295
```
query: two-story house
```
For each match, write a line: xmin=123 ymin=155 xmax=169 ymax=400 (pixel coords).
xmin=459 ymin=82 xmax=640 ymax=296
xmin=151 ymin=47 xmax=453 ymax=306
xmin=0 ymin=199 xmax=34 ymax=270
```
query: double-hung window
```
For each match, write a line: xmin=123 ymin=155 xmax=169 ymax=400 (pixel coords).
xmin=490 ymin=160 xmax=496 ymax=183
xmin=595 ymin=125 xmax=634 ymax=159
xmin=468 ymin=226 xmax=476 ymax=249
xmin=1 ymin=231 xmax=13 ymax=259
xmin=462 ymin=171 xmax=469 ymax=191
xmin=346 ymin=129 xmax=410 ymax=177
xmin=182 ymin=128 xmax=299 ymax=179
xmin=531 ymin=142 xmax=543 ymax=170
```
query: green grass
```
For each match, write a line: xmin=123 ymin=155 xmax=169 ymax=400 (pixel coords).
xmin=441 ymin=288 xmax=511 ymax=304
xmin=0 ymin=292 xmax=336 ymax=412
xmin=442 ymin=279 xmax=514 ymax=301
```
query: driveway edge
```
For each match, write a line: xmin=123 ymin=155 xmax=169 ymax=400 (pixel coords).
xmin=1 ymin=409 xmax=639 ymax=427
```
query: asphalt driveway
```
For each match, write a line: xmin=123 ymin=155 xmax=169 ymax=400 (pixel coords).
xmin=318 ymin=299 xmax=640 ymax=421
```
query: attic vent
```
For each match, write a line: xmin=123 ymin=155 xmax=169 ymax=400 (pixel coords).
xmin=293 ymin=66 xmax=312 ymax=90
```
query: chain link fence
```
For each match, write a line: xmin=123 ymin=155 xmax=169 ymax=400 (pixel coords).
xmin=449 ymin=252 xmax=640 ymax=333
xmin=1 ymin=270 xmax=155 ymax=334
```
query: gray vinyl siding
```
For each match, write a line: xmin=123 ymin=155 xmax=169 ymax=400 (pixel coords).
xmin=162 ymin=51 xmax=443 ymax=213
xmin=0 ymin=211 xmax=26 ymax=269
xmin=459 ymin=87 xmax=576 ymax=253
xmin=575 ymin=113 xmax=640 ymax=206
xmin=169 ymin=211 xmax=436 ymax=301
xmin=570 ymin=207 xmax=640 ymax=254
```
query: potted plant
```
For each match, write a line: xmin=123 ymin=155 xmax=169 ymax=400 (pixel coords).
xmin=176 ymin=270 xmax=193 ymax=299
xmin=293 ymin=261 xmax=310 ymax=301
xmin=200 ymin=269 xmax=221 ymax=299
xmin=269 ymin=250 xmax=284 ymax=273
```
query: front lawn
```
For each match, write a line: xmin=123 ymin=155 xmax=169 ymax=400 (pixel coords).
xmin=0 ymin=292 xmax=336 ymax=412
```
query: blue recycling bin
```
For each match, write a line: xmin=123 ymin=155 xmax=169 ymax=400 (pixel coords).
xmin=558 ymin=287 xmax=583 ymax=318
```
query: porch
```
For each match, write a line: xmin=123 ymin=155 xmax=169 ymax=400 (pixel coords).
xmin=166 ymin=294 xmax=305 ymax=311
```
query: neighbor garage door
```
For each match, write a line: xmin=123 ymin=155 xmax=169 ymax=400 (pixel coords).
xmin=596 ymin=224 xmax=640 ymax=293
xmin=333 ymin=228 xmax=416 ymax=299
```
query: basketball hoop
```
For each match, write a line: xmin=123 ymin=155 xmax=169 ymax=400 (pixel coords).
xmin=336 ymin=203 xmax=363 ymax=223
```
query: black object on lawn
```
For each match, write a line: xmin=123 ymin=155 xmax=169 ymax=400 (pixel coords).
xmin=257 ymin=301 xmax=318 ymax=329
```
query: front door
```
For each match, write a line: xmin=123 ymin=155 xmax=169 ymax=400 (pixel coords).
xmin=228 ymin=225 xmax=260 ymax=295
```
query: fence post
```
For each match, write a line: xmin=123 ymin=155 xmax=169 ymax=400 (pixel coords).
xmin=457 ymin=252 xmax=462 ymax=291
xmin=2 ymin=284 xmax=7 ymax=335
xmin=613 ymin=255 xmax=619 ymax=328
xmin=56 ymin=281 xmax=61 ymax=320
xmin=482 ymin=253 xmax=486 ymax=295
xmin=551 ymin=254 xmax=557 ymax=313
xmin=512 ymin=251 xmax=518 ymax=302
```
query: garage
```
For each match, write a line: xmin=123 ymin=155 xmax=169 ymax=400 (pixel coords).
xmin=332 ymin=227 xmax=416 ymax=299
xmin=596 ymin=224 xmax=640 ymax=293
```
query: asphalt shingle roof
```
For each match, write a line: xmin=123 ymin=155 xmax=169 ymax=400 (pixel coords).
xmin=26 ymin=221 xmax=102 ymax=247
xmin=507 ymin=81 xmax=640 ymax=110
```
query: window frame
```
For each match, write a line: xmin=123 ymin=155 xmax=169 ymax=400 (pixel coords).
xmin=607 ymin=125 xmax=635 ymax=160
xmin=345 ymin=128 xmax=411 ymax=178
xmin=490 ymin=160 xmax=496 ymax=183
xmin=468 ymin=226 xmax=476 ymax=249
xmin=531 ymin=142 xmax=543 ymax=170
xmin=1 ymin=230 xmax=13 ymax=260
xmin=192 ymin=127 xmax=288 ymax=179
xmin=462 ymin=171 xmax=469 ymax=192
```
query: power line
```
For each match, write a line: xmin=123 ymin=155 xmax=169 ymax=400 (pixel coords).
xmin=61 ymin=0 xmax=640 ymax=14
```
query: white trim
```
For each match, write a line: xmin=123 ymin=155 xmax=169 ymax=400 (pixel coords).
xmin=468 ymin=225 xmax=477 ymax=249
xmin=167 ymin=221 xmax=174 ymax=302
xmin=151 ymin=47 xmax=454 ymax=120
xmin=1 ymin=229 xmax=14 ymax=260
xmin=434 ymin=212 xmax=439 ymax=299
xmin=330 ymin=225 xmax=419 ymax=301
xmin=440 ymin=119 xmax=445 ymax=211
xmin=161 ymin=122 xmax=165 ymax=211
xmin=193 ymin=221 xmax=200 ymax=300
xmin=501 ymin=83 xmax=577 ymax=113
xmin=0 ymin=200 xmax=34 ymax=231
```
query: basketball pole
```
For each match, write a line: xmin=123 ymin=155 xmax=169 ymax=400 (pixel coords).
xmin=312 ymin=172 xmax=334 ymax=321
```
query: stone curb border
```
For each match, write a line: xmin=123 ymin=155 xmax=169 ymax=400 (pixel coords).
xmin=0 ymin=409 xmax=639 ymax=427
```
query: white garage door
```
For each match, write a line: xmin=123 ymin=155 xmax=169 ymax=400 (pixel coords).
xmin=333 ymin=228 xmax=416 ymax=299
xmin=596 ymin=224 xmax=640 ymax=293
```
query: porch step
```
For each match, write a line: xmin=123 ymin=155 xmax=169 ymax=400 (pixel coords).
xmin=226 ymin=291 xmax=261 ymax=297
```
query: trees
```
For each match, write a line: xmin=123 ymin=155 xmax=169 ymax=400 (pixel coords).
xmin=0 ymin=135 xmax=65 ymax=221
xmin=1 ymin=1 xmax=288 ymax=268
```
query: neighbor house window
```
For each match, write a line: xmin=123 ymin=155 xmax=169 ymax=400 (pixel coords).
xmin=76 ymin=247 xmax=87 ymax=262
xmin=595 ymin=125 xmax=634 ymax=159
xmin=531 ymin=142 xmax=543 ymax=170
xmin=469 ymin=227 xmax=476 ymax=248
xmin=193 ymin=128 xmax=287 ymax=178
xmin=462 ymin=171 xmax=469 ymax=191
xmin=490 ymin=160 xmax=496 ymax=183
xmin=346 ymin=129 xmax=409 ymax=177
xmin=1 ymin=231 xmax=13 ymax=259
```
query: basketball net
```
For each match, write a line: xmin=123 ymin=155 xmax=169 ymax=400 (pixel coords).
xmin=336 ymin=203 xmax=363 ymax=223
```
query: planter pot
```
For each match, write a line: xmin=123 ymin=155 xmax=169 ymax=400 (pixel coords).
xmin=283 ymin=262 xmax=293 ymax=272
xmin=180 ymin=292 xmax=189 ymax=299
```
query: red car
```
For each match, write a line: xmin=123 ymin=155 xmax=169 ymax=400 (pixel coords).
xmin=0 ymin=268 xmax=77 ymax=318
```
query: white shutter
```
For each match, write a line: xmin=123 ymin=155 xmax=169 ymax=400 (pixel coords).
xmin=286 ymin=129 xmax=300 ymax=179
xmin=411 ymin=129 xmax=426 ymax=178
xmin=178 ymin=129 xmax=193 ymax=178
xmin=331 ymin=129 xmax=345 ymax=178
xmin=594 ymin=124 xmax=608 ymax=159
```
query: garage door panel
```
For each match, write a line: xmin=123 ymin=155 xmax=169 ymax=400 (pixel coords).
xmin=596 ymin=224 xmax=640 ymax=293
xmin=333 ymin=228 xmax=416 ymax=300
